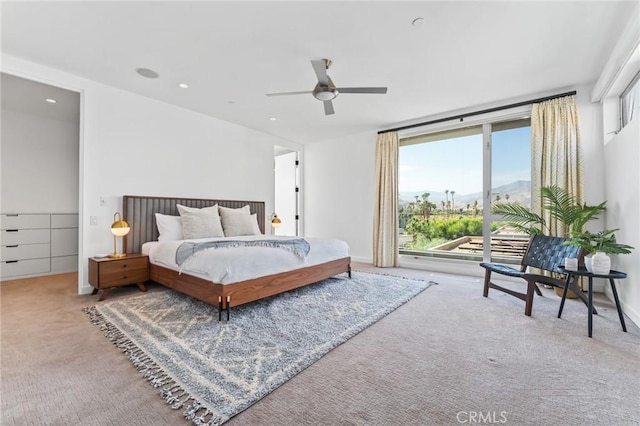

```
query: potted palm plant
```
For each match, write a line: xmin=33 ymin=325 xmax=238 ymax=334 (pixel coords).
xmin=492 ymin=185 xmax=606 ymax=296
xmin=564 ymin=229 xmax=634 ymax=274
xmin=492 ymin=185 xmax=606 ymax=237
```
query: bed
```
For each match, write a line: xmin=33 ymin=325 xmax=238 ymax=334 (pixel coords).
xmin=122 ymin=195 xmax=351 ymax=320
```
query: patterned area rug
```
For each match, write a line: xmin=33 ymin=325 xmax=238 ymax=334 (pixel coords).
xmin=85 ymin=271 xmax=434 ymax=426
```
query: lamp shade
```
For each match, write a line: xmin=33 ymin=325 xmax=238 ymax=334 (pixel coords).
xmin=271 ymin=213 xmax=282 ymax=228
xmin=109 ymin=212 xmax=130 ymax=258
xmin=111 ymin=215 xmax=130 ymax=237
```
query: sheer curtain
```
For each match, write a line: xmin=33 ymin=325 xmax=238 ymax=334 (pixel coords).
xmin=373 ymin=132 xmax=399 ymax=267
xmin=531 ymin=94 xmax=584 ymax=237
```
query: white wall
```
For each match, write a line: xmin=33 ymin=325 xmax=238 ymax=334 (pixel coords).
xmin=2 ymin=55 xmax=292 ymax=294
xmin=1 ymin=109 xmax=79 ymax=213
xmin=304 ymin=130 xmax=375 ymax=261
xmin=592 ymin=4 xmax=640 ymax=326
xmin=603 ymin=117 xmax=639 ymax=325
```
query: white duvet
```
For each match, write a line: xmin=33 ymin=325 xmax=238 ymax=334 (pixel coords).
xmin=142 ymin=235 xmax=349 ymax=284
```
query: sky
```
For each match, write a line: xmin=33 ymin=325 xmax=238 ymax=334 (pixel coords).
xmin=399 ymin=126 xmax=531 ymax=195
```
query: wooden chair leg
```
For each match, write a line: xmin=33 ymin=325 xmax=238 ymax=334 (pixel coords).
xmin=524 ymin=280 xmax=535 ymax=316
xmin=534 ymin=284 xmax=543 ymax=296
xmin=483 ymin=270 xmax=491 ymax=297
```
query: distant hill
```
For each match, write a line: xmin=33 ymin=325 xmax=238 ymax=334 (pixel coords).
xmin=400 ymin=190 xmax=448 ymax=203
xmin=400 ymin=180 xmax=531 ymax=209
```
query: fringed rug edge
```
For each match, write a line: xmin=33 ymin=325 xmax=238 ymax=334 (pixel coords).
xmin=83 ymin=305 xmax=226 ymax=426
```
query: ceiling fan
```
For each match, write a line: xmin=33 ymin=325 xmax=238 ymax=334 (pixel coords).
xmin=266 ymin=59 xmax=388 ymax=115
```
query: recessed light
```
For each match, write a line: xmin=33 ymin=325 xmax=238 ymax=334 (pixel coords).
xmin=178 ymin=82 xmax=189 ymax=89
xmin=136 ymin=68 xmax=159 ymax=79
xmin=269 ymin=117 xmax=277 ymax=121
xmin=45 ymin=98 xmax=57 ymax=103
xmin=411 ymin=17 xmax=424 ymax=27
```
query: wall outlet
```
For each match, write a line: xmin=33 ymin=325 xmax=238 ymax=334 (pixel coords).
xmin=100 ymin=196 xmax=108 ymax=207
xmin=90 ymin=216 xmax=98 ymax=226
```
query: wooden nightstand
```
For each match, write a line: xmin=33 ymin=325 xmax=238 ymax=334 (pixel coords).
xmin=88 ymin=254 xmax=149 ymax=301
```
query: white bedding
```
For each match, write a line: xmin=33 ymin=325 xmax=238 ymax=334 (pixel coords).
xmin=142 ymin=235 xmax=349 ymax=284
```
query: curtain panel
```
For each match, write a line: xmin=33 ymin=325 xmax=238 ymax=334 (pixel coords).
xmin=531 ymin=94 xmax=584 ymax=237
xmin=373 ymin=132 xmax=399 ymax=267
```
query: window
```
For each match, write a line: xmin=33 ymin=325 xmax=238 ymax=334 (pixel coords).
xmin=489 ymin=121 xmax=532 ymax=263
xmin=399 ymin=117 xmax=531 ymax=264
xmin=620 ymin=71 xmax=639 ymax=129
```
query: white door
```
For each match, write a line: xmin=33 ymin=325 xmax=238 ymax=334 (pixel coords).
xmin=274 ymin=150 xmax=298 ymax=236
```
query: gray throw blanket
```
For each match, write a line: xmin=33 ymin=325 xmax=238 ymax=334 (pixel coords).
xmin=175 ymin=238 xmax=311 ymax=266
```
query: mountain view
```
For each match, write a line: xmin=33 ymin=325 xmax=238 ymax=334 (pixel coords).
xmin=399 ymin=180 xmax=531 ymax=210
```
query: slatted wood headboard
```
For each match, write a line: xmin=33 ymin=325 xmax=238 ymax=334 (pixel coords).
xmin=122 ymin=195 xmax=265 ymax=254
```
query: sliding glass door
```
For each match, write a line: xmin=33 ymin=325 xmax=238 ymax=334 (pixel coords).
xmin=399 ymin=117 xmax=531 ymax=263
xmin=489 ymin=120 xmax=531 ymax=263
xmin=399 ymin=126 xmax=484 ymax=260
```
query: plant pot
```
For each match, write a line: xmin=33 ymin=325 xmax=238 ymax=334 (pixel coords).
xmin=591 ymin=251 xmax=611 ymax=275
xmin=584 ymin=255 xmax=593 ymax=272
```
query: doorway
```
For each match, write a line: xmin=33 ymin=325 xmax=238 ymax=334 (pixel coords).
xmin=0 ymin=72 xmax=80 ymax=279
xmin=273 ymin=146 xmax=299 ymax=236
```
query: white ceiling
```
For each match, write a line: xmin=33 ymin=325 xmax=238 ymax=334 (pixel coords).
xmin=1 ymin=1 xmax=636 ymax=144
xmin=1 ymin=73 xmax=80 ymax=123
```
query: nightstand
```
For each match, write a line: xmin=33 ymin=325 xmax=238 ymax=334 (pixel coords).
xmin=88 ymin=254 xmax=149 ymax=301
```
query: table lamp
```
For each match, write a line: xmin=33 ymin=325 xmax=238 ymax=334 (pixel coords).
xmin=271 ymin=213 xmax=281 ymax=229
xmin=109 ymin=212 xmax=130 ymax=258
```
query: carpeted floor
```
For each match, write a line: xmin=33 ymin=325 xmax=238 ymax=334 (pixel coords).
xmin=1 ymin=264 xmax=639 ymax=425
xmin=84 ymin=272 xmax=432 ymax=425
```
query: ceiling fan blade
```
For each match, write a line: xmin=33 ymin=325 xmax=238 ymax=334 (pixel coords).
xmin=311 ymin=59 xmax=329 ymax=85
xmin=323 ymin=100 xmax=335 ymax=115
xmin=336 ymin=87 xmax=388 ymax=94
xmin=266 ymin=91 xmax=313 ymax=97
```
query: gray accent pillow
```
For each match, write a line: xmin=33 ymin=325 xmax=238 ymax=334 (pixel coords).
xmin=250 ymin=213 xmax=263 ymax=235
xmin=177 ymin=204 xmax=224 ymax=239
xmin=219 ymin=205 xmax=261 ymax=237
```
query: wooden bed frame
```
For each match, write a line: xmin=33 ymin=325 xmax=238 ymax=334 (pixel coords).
xmin=122 ymin=195 xmax=351 ymax=318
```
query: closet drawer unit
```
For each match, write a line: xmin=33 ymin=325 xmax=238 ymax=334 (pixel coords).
xmin=0 ymin=214 xmax=50 ymax=230
xmin=51 ymin=228 xmax=78 ymax=257
xmin=51 ymin=255 xmax=78 ymax=274
xmin=0 ymin=213 xmax=78 ymax=280
xmin=1 ymin=229 xmax=50 ymax=246
xmin=1 ymin=258 xmax=50 ymax=278
xmin=1 ymin=243 xmax=50 ymax=262
xmin=51 ymin=214 xmax=79 ymax=229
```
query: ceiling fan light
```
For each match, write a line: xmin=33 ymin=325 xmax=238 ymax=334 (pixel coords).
xmin=313 ymin=89 xmax=338 ymax=101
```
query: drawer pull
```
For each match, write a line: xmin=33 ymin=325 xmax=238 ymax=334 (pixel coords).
xmin=5 ymin=229 xmax=19 ymax=233
xmin=6 ymin=245 xmax=19 ymax=248
xmin=123 ymin=276 xmax=128 ymax=279
xmin=5 ymin=260 xmax=18 ymax=264
xmin=6 ymin=214 xmax=19 ymax=217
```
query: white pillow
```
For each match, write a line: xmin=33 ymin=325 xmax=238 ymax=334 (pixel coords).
xmin=219 ymin=205 xmax=261 ymax=237
xmin=250 ymin=213 xmax=263 ymax=235
xmin=177 ymin=204 xmax=224 ymax=239
xmin=155 ymin=213 xmax=184 ymax=241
